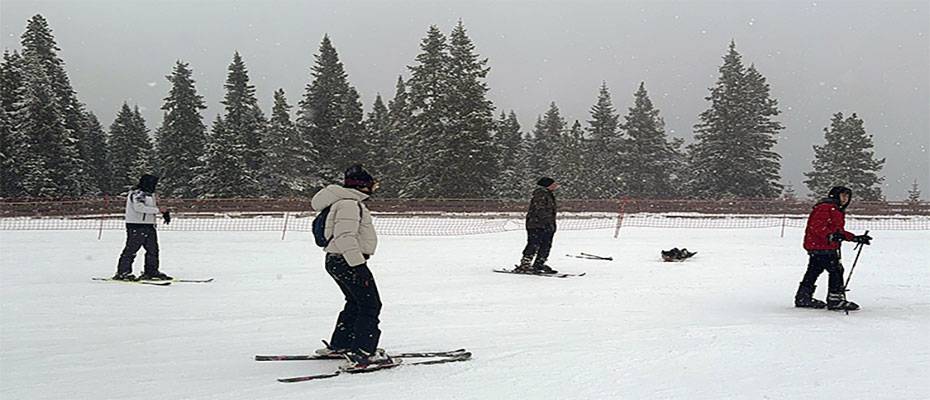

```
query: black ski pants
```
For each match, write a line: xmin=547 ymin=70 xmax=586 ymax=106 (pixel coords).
xmin=522 ymin=228 xmax=555 ymax=266
xmin=116 ymin=224 xmax=160 ymax=275
xmin=800 ymin=251 xmax=845 ymax=294
xmin=325 ymin=253 xmax=382 ymax=354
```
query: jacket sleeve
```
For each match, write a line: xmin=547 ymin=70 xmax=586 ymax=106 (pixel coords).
xmin=331 ymin=200 xmax=366 ymax=267
xmin=832 ymin=208 xmax=855 ymax=240
xmin=130 ymin=192 xmax=160 ymax=214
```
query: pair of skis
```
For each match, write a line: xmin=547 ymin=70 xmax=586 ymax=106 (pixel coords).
xmin=566 ymin=252 xmax=613 ymax=261
xmin=91 ymin=277 xmax=214 ymax=286
xmin=493 ymin=268 xmax=586 ymax=278
xmin=256 ymin=348 xmax=472 ymax=382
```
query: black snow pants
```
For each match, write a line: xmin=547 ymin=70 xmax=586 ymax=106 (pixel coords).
xmin=116 ymin=224 xmax=160 ymax=275
xmin=800 ymin=251 xmax=845 ymax=294
xmin=522 ymin=228 xmax=555 ymax=266
xmin=325 ymin=253 xmax=382 ymax=354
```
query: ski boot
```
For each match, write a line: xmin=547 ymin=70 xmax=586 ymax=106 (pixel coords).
xmin=827 ymin=292 xmax=859 ymax=311
xmin=138 ymin=271 xmax=173 ymax=281
xmin=341 ymin=348 xmax=400 ymax=372
xmin=794 ymin=284 xmax=827 ymax=309
xmin=532 ymin=262 xmax=558 ymax=274
xmin=111 ymin=271 xmax=137 ymax=281
xmin=513 ymin=256 xmax=535 ymax=273
xmin=314 ymin=340 xmax=349 ymax=358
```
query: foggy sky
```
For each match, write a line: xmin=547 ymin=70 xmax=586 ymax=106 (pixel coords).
xmin=2 ymin=0 xmax=928 ymax=199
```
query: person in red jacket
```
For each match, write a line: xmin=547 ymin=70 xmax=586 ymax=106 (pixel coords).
xmin=795 ymin=186 xmax=872 ymax=311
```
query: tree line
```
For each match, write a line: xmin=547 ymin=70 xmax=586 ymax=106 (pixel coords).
xmin=0 ymin=14 xmax=889 ymax=200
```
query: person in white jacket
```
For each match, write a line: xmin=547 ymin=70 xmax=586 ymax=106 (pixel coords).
xmin=310 ymin=165 xmax=393 ymax=370
xmin=113 ymin=174 xmax=172 ymax=281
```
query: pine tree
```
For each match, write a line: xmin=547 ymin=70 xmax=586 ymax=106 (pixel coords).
xmin=804 ymin=112 xmax=885 ymax=200
xmin=907 ymin=180 xmax=921 ymax=203
xmin=383 ymin=76 xmax=412 ymax=197
xmin=621 ymin=82 xmax=683 ymax=199
xmin=554 ymin=120 xmax=588 ymax=199
xmin=528 ymin=102 xmax=565 ymax=182
xmin=108 ymin=103 xmax=153 ymax=193
xmin=492 ymin=111 xmax=527 ymax=199
xmin=19 ymin=14 xmax=89 ymax=194
xmin=297 ymin=35 xmax=363 ymax=183
xmin=78 ymin=111 xmax=110 ymax=194
xmin=688 ymin=42 xmax=784 ymax=199
xmin=261 ymin=89 xmax=319 ymax=196
xmin=156 ymin=61 xmax=207 ymax=197
xmin=194 ymin=115 xmax=256 ymax=197
xmin=586 ymin=82 xmax=623 ymax=198
xmin=442 ymin=21 xmax=497 ymax=198
xmin=1 ymin=50 xmax=28 ymax=197
xmin=402 ymin=26 xmax=451 ymax=198
xmin=221 ymin=52 xmax=266 ymax=195
xmin=364 ymin=94 xmax=391 ymax=177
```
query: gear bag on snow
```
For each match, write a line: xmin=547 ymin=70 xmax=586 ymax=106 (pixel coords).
xmin=312 ymin=201 xmax=362 ymax=248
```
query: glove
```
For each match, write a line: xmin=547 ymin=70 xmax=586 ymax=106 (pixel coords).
xmin=851 ymin=234 xmax=872 ymax=245
xmin=828 ymin=232 xmax=845 ymax=242
xmin=162 ymin=210 xmax=172 ymax=225
xmin=363 ymin=254 xmax=370 ymax=260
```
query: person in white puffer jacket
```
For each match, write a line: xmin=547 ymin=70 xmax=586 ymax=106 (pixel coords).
xmin=310 ymin=165 xmax=394 ymax=370
xmin=113 ymin=174 xmax=173 ymax=281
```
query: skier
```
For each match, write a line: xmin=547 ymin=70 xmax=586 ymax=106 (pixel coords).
xmin=310 ymin=165 xmax=396 ymax=370
xmin=515 ymin=177 xmax=559 ymax=274
xmin=113 ymin=174 xmax=173 ymax=281
xmin=795 ymin=186 xmax=872 ymax=311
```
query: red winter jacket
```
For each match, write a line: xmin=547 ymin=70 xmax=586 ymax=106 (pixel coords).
xmin=803 ymin=199 xmax=855 ymax=252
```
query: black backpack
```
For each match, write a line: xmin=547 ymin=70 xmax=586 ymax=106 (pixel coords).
xmin=312 ymin=201 xmax=362 ymax=248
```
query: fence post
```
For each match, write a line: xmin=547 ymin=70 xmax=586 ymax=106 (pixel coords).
xmin=780 ymin=214 xmax=786 ymax=238
xmin=614 ymin=197 xmax=627 ymax=238
xmin=281 ymin=212 xmax=289 ymax=240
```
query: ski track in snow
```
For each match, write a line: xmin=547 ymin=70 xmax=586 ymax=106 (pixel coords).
xmin=1 ymin=227 xmax=928 ymax=399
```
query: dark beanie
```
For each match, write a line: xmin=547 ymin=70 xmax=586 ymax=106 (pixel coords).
xmin=537 ymin=177 xmax=555 ymax=187
xmin=138 ymin=174 xmax=158 ymax=193
xmin=344 ymin=164 xmax=374 ymax=189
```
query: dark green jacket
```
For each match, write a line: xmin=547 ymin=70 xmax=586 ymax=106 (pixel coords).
xmin=525 ymin=187 xmax=557 ymax=231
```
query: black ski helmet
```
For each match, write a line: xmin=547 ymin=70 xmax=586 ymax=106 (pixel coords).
xmin=138 ymin=174 xmax=158 ymax=193
xmin=827 ymin=186 xmax=852 ymax=210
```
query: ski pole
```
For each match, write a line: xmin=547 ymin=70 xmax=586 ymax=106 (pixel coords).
xmin=843 ymin=230 xmax=868 ymax=316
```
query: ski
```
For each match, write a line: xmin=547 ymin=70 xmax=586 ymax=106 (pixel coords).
xmin=493 ymin=269 xmax=585 ymax=278
xmin=91 ymin=277 xmax=171 ymax=286
xmin=256 ymin=348 xmax=467 ymax=361
xmin=142 ymin=278 xmax=214 ymax=283
xmin=276 ymin=352 xmax=472 ymax=383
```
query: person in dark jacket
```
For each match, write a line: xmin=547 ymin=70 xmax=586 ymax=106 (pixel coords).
xmin=114 ymin=174 xmax=173 ymax=281
xmin=795 ymin=186 xmax=872 ymax=311
xmin=515 ymin=177 xmax=560 ymax=274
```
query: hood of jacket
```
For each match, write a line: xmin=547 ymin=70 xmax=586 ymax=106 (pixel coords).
xmin=311 ymin=184 xmax=370 ymax=211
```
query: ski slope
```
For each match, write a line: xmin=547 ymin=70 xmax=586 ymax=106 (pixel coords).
xmin=1 ymin=225 xmax=928 ymax=399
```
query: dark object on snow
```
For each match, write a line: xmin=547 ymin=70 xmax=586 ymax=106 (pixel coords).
xmin=661 ymin=248 xmax=696 ymax=262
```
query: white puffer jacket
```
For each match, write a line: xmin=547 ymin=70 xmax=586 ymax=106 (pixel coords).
xmin=124 ymin=189 xmax=161 ymax=224
xmin=310 ymin=184 xmax=377 ymax=267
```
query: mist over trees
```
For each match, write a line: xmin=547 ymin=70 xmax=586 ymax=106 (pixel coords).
xmin=1 ymin=14 xmax=893 ymax=201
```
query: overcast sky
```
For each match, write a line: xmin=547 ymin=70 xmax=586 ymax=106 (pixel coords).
xmin=2 ymin=0 xmax=928 ymax=199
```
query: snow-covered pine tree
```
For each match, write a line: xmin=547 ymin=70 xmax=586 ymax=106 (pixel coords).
xmin=528 ymin=102 xmax=565 ymax=182
xmin=261 ymin=89 xmax=319 ymax=196
xmin=155 ymin=61 xmax=207 ymax=197
xmin=586 ymin=82 xmax=623 ymax=199
xmin=194 ymin=115 xmax=256 ymax=197
xmin=442 ymin=21 xmax=497 ymax=198
xmin=688 ymin=41 xmax=784 ymax=199
xmin=804 ymin=112 xmax=885 ymax=201
xmin=621 ymin=82 xmax=683 ymax=199
xmin=108 ymin=103 xmax=153 ymax=193
xmin=221 ymin=52 xmax=266 ymax=195
xmin=492 ymin=111 xmax=527 ymax=199
xmin=553 ymin=120 xmax=588 ymax=199
xmin=403 ymin=26 xmax=451 ymax=198
xmin=364 ymin=94 xmax=391 ymax=180
xmin=383 ymin=76 xmax=412 ymax=197
xmin=19 ymin=15 xmax=89 ymax=194
xmin=78 ymin=111 xmax=110 ymax=194
xmin=297 ymin=35 xmax=363 ymax=183
xmin=907 ymin=180 xmax=921 ymax=203
xmin=1 ymin=50 xmax=28 ymax=197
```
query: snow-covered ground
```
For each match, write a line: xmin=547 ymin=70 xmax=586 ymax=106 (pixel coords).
xmin=2 ymin=224 xmax=928 ymax=399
